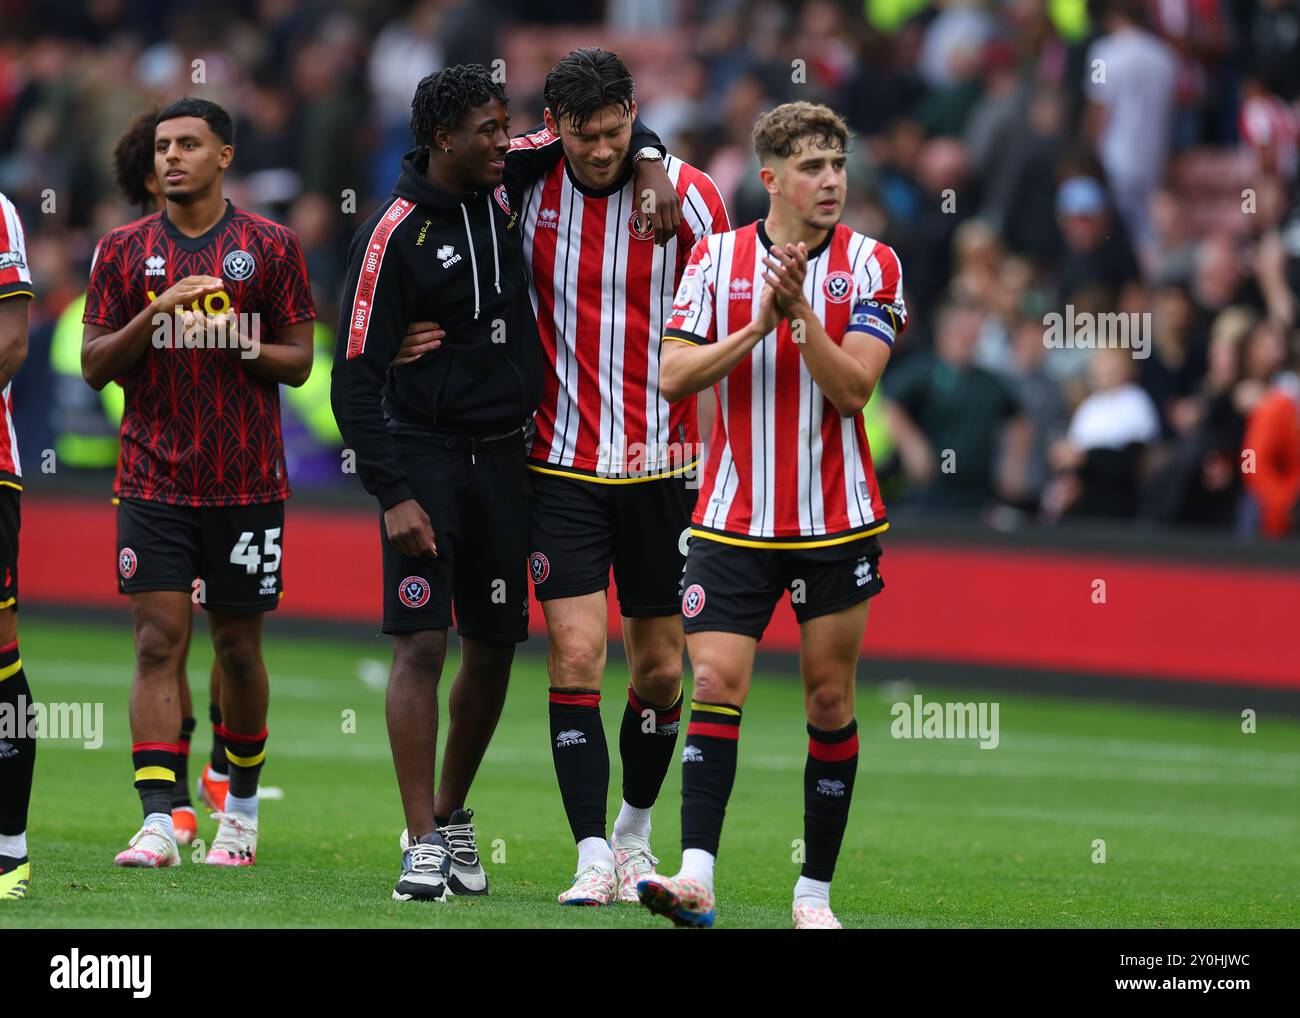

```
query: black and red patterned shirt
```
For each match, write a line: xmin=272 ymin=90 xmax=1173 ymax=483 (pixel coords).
xmin=84 ymin=201 xmax=315 ymax=506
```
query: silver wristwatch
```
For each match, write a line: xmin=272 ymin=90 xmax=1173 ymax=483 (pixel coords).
xmin=632 ymin=146 xmax=662 ymax=165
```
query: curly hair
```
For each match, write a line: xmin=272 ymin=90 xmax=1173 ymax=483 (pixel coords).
xmin=112 ymin=109 xmax=160 ymax=210
xmin=752 ymin=102 xmax=850 ymax=164
xmin=410 ymin=64 xmax=508 ymax=148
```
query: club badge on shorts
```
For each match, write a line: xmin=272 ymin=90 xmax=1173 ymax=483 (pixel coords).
xmin=682 ymin=583 xmax=706 ymax=618
xmin=119 ymin=547 xmax=138 ymax=580
xmin=398 ymin=575 xmax=430 ymax=608
xmin=529 ymin=551 xmax=550 ymax=584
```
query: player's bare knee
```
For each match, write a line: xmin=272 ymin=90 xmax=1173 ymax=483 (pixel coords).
xmin=392 ymin=629 xmax=447 ymax=679
xmin=631 ymin=659 xmax=683 ymax=707
xmin=211 ymin=630 xmax=262 ymax=685
xmin=688 ymin=661 xmax=741 ymax=706
xmin=804 ymin=681 xmax=854 ymax=729
xmin=133 ymin=617 xmax=186 ymax=675
xmin=461 ymin=639 xmax=514 ymax=684
xmin=549 ymin=639 xmax=605 ymax=689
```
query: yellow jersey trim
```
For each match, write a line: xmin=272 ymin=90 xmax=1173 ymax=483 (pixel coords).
xmin=0 ymin=290 xmax=35 ymax=302
xmin=663 ymin=334 xmax=704 ymax=347
xmin=689 ymin=521 xmax=889 ymax=550
xmin=0 ymin=481 xmax=22 ymax=492
xmin=528 ymin=459 xmax=700 ymax=485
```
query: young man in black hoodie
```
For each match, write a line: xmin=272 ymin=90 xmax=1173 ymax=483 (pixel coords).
xmin=331 ymin=64 xmax=671 ymax=902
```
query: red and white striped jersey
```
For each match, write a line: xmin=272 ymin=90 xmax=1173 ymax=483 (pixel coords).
xmin=520 ymin=150 xmax=729 ymax=480
xmin=665 ymin=221 xmax=906 ymax=547
xmin=1240 ymin=93 xmax=1300 ymax=181
xmin=0 ymin=192 xmax=33 ymax=483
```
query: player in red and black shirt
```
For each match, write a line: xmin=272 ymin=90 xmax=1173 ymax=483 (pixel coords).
xmin=82 ymin=99 xmax=315 ymax=870
xmin=0 ymin=190 xmax=35 ymax=900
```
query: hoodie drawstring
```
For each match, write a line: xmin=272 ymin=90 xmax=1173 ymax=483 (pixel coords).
xmin=459 ymin=197 xmax=502 ymax=320
xmin=460 ymin=202 xmax=481 ymax=320
xmin=486 ymin=194 xmax=501 ymax=296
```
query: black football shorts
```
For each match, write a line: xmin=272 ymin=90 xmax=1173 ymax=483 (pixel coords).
xmin=527 ymin=468 xmax=696 ymax=617
xmin=381 ymin=429 xmax=531 ymax=644
xmin=680 ymin=534 xmax=885 ymax=639
xmin=0 ymin=486 xmax=19 ymax=611
xmin=116 ymin=497 xmax=285 ymax=613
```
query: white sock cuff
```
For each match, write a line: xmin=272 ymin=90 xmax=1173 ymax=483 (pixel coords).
xmin=793 ymin=875 xmax=831 ymax=904
xmin=0 ymin=832 xmax=28 ymax=858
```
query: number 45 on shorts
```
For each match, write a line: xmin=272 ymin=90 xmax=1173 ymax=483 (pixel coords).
xmin=230 ymin=528 xmax=282 ymax=574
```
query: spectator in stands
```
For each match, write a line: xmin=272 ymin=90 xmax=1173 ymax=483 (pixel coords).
xmin=884 ymin=297 xmax=1029 ymax=514
xmin=1143 ymin=307 xmax=1255 ymax=527
xmin=1083 ymin=0 xmax=1177 ymax=256
xmin=1047 ymin=347 xmax=1160 ymax=520
xmin=1140 ymin=282 xmax=1204 ymax=436
xmin=1242 ymin=354 xmax=1300 ymax=538
xmin=1053 ymin=175 xmax=1141 ymax=310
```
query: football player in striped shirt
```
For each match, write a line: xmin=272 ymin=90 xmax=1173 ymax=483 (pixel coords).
xmin=638 ymin=102 xmax=906 ymax=929
xmin=512 ymin=49 xmax=729 ymax=905
xmin=0 ymin=190 xmax=34 ymax=900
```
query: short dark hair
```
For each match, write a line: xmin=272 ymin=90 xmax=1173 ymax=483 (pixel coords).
xmin=752 ymin=101 xmax=849 ymax=163
xmin=543 ymin=48 xmax=633 ymax=134
xmin=410 ymin=64 xmax=508 ymax=148
xmin=155 ymin=97 xmax=234 ymax=146
xmin=113 ymin=109 xmax=160 ymax=209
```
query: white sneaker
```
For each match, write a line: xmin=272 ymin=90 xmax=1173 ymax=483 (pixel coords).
xmin=611 ymin=832 xmax=658 ymax=903
xmin=205 ymin=811 xmax=258 ymax=866
xmin=793 ymin=900 xmax=843 ymax=929
xmin=557 ymin=859 xmax=617 ymax=906
xmin=393 ymin=834 xmax=451 ymax=902
xmin=114 ymin=824 xmax=180 ymax=868
xmin=440 ymin=809 xmax=487 ymax=896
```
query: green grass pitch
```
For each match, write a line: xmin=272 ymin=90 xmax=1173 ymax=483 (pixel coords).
xmin=4 ymin=617 xmax=1296 ymax=928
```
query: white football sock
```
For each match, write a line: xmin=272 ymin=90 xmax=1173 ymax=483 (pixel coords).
xmin=793 ymin=875 xmax=831 ymax=905
xmin=576 ymin=836 xmax=613 ymax=869
xmin=206 ymin=768 xmax=229 ymax=783
xmin=0 ymin=831 xmax=27 ymax=858
xmin=225 ymin=792 xmax=258 ymax=820
xmin=679 ymin=848 xmax=715 ymax=888
xmin=144 ymin=812 xmax=174 ymax=839
xmin=612 ymin=801 xmax=652 ymax=841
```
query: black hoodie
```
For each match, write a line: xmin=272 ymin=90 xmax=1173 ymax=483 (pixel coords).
xmin=330 ymin=137 xmax=562 ymax=510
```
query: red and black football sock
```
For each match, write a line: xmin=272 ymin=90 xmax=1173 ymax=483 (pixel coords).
xmin=548 ymin=688 xmax=608 ymax=842
xmin=802 ymin=719 xmax=859 ymax=882
xmin=680 ymin=702 xmax=742 ymax=856
xmin=220 ymin=725 xmax=267 ymax=799
xmin=171 ymin=715 xmax=195 ymax=809
xmin=0 ymin=642 xmax=36 ymax=837
xmin=132 ymin=741 xmax=179 ymax=819
xmin=619 ymin=685 xmax=682 ymax=810
xmin=208 ymin=702 xmax=228 ymax=776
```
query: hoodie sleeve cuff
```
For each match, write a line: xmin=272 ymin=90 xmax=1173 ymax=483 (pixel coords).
xmin=376 ymin=480 xmax=416 ymax=512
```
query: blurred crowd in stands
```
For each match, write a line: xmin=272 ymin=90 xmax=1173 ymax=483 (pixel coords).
xmin=3 ymin=0 xmax=1299 ymax=536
